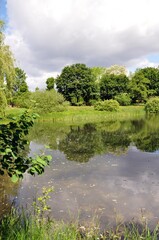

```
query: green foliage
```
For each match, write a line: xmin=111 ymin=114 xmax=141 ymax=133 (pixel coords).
xmin=135 ymin=67 xmax=159 ymax=96
xmin=100 ymin=73 xmax=129 ymax=100
xmin=115 ymin=93 xmax=131 ymax=106
xmin=56 ymin=63 xmax=99 ymax=105
xmin=33 ymin=186 xmax=54 ymax=220
xmin=129 ymin=71 xmax=150 ymax=103
xmin=0 ymin=21 xmax=15 ymax=101
xmin=1 ymin=206 xmax=159 ymax=240
xmin=31 ymin=90 xmax=69 ymax=113
xmin=94 ymin=99 xmax=120 ymax=111
xmin=12 ymin=92 xmax=31 ymax=108
xmin=46 ymin=77 xmax=54 ymax=90
xmin=145 ymin=97 xmax=159 ymax=114
xmin=0 ymin=111 xmax=52 ymax=181
xmin=13 ymin=67 xmax=28 ymax=94
xmin=0 ymin=90 xmax=7 ymax=117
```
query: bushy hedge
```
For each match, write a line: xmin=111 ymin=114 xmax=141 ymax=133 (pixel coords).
xmin=145 ymin=97 xmax=159 ymax=114
xmin=115 ymin=93 xmax=131 ymax=106
xmin=94 ymin=99 xmax=119 ymax=111
xmin=31 ymin=90 xmax=70 ymax=114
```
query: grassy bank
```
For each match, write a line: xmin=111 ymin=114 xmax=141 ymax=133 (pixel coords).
xmin=2 ymin=105 xmax=145 ymax=125
xmin=39 ymin=106 xmax=145 ymax=124
xmin=0 ymin=208 xmax=159 ymax=240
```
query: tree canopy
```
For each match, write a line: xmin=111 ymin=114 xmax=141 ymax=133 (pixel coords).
xmin=46 ymin=77 xmax=55 ymax=90
xmin=100 ymin=73 xmax=129 ymax=100
xmin=0 ymin=21 xmax=15 ymax=94
xmin=13 ymin=67 xmax=28 ymax=94
xmin=56 ymin=63 xmax=99 ymax=105
xmin=0 ymin=21 xmax=15 ymax=113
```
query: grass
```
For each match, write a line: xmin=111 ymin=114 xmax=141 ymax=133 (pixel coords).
xmin=0 ymin=208 xmax=159 ymax=240
xmin=36 ymin=105 xmax=145 ymax=124
xmin=1 ymin=105 xmax=145 ymax=125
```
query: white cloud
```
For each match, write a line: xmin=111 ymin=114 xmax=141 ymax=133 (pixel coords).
xmin=5 ymin=0 xmax=159 ymax=90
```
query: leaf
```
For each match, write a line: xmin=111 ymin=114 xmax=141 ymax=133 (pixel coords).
xmin=46 ymin=155 xmax=52 ymax=161
xmin=11 ymin=174 xmax=19 ymax=183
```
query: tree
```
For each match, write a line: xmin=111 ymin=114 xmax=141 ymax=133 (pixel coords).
xmin=0 ymin=21 xmax=15 ymax=107
xmin=56 ymin=63 xmax=99 ymax=105
xmin=105 ymin=65 xmax=127 ymax=75
xmin=11 ymin=67 xmax=29 ymax=107
xmin=129 ymin=71 xmax=150 ymax=103
xmin=13 ymin=67 xmax=28 ymax=94
xmin=134 ymin=67 xmax=159 ymax=96
xmin=91 ymin=66 xmax=106 ymax=82
xmin=100 ymin=73 xmax=129 ymax=100
xmin=46 ymin=77 xmax=54 ymax=90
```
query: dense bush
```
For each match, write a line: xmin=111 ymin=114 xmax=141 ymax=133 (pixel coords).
xmin=94 ymin=99 xmax=120 ymax=111
xmin=12 ymin=92 xmax=31 ymax=108
xmin=145 ymin=97 xmax=159 ymax=114
xmin=31 ymin=90 xmax=69 ymax=114
xmin=115 ymin=93 xmax=131 ymax=106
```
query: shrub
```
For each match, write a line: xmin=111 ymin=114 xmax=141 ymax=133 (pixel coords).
xmin=94 ymin=99 xmax=119 ymax=111
xmin=115 ymin=93 xmax=131 ymax=106
xmin=145 ymin=97 xmax=159 ymax=114
xmin=31 ymin=90 xmax=69 ymax=114
xmin=12 ymin=92 xmax=32 ymax=108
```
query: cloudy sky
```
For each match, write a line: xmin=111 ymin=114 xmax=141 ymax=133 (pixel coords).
xmin=1 ymin=0 xmax=159 ymax=90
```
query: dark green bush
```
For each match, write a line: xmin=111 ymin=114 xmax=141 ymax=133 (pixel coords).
xmin=115 ymin=93 xmax=131 ymax=106
xmin=145 ymin=97 xmax=159 ymax=114
xmin=94 ymin=99 xmax=119 ymax=111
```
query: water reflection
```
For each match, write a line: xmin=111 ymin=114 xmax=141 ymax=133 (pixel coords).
xmin=0 ymin=175 xmax=19 ymax=218
xmin=1 ymin=115 xmax=159 ymax=226
xmin=29 ymin=115 xmax=159 ymax=162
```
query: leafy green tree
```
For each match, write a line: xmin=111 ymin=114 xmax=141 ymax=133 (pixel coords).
xmin=135 ymin=67 xmax=159 ymax=96
xmin=91 ymin=66 xmax=106 ymax=82
xmin=12 ymin=67 xmax=29 ymax=107
xmin=0 ymin=21 xmax=15 ymax=110
xmin=129 ymin=72 xmax=150 ymax=103
xmin=13 ymin=67 xmax=28 ymax=94
xmin=56 ymin=63 xmax=99 ymax=105
xmin=46 ymin=77 xmax=54 ymax=90
xmin=100 ymin=74 xmax=129 ymax=100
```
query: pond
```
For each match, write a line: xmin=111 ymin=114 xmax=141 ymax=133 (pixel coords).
xmin=1 ymin=114 xmax=159 ymax=228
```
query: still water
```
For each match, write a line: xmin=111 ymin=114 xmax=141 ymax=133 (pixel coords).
xmin=1 ymin=115 xmax=159 ymax=226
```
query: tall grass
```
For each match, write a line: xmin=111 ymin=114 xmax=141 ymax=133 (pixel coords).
xmin=0 ymin=208 xmax=159 ymax=240
xmin=1 ymin=106 xmax=145 ymax=125
xmin=38 ymin=105 xmax=145 ymax=124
